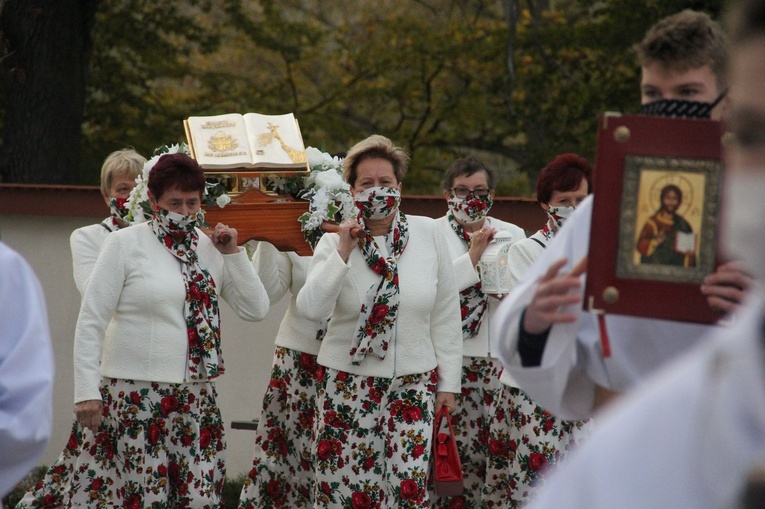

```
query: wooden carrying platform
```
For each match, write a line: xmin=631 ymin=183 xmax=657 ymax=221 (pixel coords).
xmin=203 ymin=187 xmax=311 ymax=255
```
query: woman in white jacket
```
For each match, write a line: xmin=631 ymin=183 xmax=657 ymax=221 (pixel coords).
xmin=296 ymin=135 xmax=462 ymax=508
xmin=237 ymin=241 xmax=326 ymax=508
xmin=431 ymin=155 xmax=526 ymax=508
xmin=70 ymin=148 xmax=147 ymax=294
xmin=484 ymin=153 xmax=593 ymax=508
xmin=16 ymin=148 xmax=145 ymax=509
xmin=69 ymin=153 xmax=268 ymax=508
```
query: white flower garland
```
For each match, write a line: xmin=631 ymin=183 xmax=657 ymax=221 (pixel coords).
xmin=124 ymin=143 xmax=230 ymax=224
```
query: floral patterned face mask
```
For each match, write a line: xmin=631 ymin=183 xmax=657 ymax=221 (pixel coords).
xmin=546 ymin=205 xmax=576 ymax=230
xmin=109 ymin=197 xmax=130 ymax=221
xmin=103 ymin=197 xmax=131 ymax=231
xmin=155 ymin=208 xmax=200 ymax=237
xmin=448 ymin=194 xmax=493 ymax=224
xmin=354 ymin=186 xmax=400 ymax=220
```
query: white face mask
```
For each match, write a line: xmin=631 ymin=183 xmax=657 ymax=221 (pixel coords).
xmin=720 ymin=169 xmax=764 ymax=278
xmin=546 ymin=205 xmax=576 ymax=229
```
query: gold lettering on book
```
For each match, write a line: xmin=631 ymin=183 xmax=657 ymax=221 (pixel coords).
xmin=202 ymin=120 xmax=237 ymax=129
xmin=208 ymin=132 xmax=239 ymax=152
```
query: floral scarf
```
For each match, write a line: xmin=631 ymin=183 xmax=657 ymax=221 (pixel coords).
xmin=351 ymin=209 xmax=409 ymax=365
xmin=448 ymin=212 xmax=488 ymax=340
xmin=101 ymin=197 xmax=130 ymax=232
xmin=150 ymin=208 xmax=223 ymax=380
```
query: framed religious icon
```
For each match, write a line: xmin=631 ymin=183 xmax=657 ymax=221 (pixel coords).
xmin=584 ymin=113 xmax=726 ymax=324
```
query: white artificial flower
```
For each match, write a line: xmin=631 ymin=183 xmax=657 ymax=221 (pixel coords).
xmin=311 ymin=187 xmax=332 ymax=213
xmin=305 ymin=146 xmax=325 ymax=168
xmin=270 ymin=176 xmax=288 ymax=191
xmin=315 ymin=169 xmax=346 ymax=190
xmin=216 ymin=194 xmax=231 ymax=208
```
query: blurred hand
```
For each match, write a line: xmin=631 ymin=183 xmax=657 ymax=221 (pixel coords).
xmin=522 ymin=257 xmax=587 ymax=335
xmin=435 ymin=392 xmax=456 ymax=414
xmin=75 ymin=399 xmax=103 ymax=433
xmin=468 ymin=226 xmax=497 ymax=267
xmin=210 ymin=223 xmax=239 ymax=254
xmin=700 ymin=261 xmax=753 ymax=314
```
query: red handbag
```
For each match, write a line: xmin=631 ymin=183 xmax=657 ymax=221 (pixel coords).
xmin=431 ymin=406 xmax=464 ymax=497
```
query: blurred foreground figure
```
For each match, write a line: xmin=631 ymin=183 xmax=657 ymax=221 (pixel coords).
xmin=0 ymin=242 xmax=54 ymax=498
xmin=525 ymin=1 xmax=765 ymax=507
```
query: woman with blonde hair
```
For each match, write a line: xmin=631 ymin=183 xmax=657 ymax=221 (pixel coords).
xmin=296 ymin=135 xmax=462 ymax=508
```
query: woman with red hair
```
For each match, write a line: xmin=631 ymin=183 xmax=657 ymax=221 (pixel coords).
xmin=482 ymin=153 xmax=593 ymax=508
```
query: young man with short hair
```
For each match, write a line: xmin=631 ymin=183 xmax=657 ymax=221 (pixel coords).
xmin=491 ymin=10 xmax=751 ymax=420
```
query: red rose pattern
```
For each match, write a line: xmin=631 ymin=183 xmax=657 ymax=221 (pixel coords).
xmin=18 ymin=378 xmax=226 ymax=508
xmin=482 ymin=385 xmax=592 ymax=508
xmin=313 ymin=368 xmax=436 ymax=508
xmin=238 ymin=347 xmax=324 ymax=508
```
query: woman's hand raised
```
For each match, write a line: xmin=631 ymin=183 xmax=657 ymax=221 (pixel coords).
xmin=210 ymin=223 xmax=239 ymax=254
xmin=333 ymin=220 xmax=364 ymax=262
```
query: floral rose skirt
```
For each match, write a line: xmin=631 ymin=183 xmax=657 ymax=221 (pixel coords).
xmin=430 ymin=356 xmax=501 ymax=509
xmin=17 ymin=377 xmax=225 ymax=508
xmin=237 ymin=347 xmax=325 ymax=509
xmin=313 ymin=368 xmax=437 ymax=509
xmin=481 ymin=385 xmax=592 ymax=508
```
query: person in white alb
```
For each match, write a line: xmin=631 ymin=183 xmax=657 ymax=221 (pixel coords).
xmin=0 ymin=242 xmax=54 ymax=501
xmin=525 ymin=4 xmax=765 ymax=506
xmin=296 ymin=135 xmax=462 ymax=508
xmin=490 ymin=10 xmax=751 ymax=421
xmin=429 ymin=155 xmax=526 ymax=508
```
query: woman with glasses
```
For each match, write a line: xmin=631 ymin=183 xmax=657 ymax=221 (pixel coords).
xmin=483 ymin=153 xmax=593 ymax=508
xmin=431 ymin=155 xmax=526 ymax=508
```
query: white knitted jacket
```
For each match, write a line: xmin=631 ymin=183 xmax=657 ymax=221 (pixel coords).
xmin=296 ymin=215 xmax=463 ymax=393
xmin=74 ymin=223 xmax=269 ymax=403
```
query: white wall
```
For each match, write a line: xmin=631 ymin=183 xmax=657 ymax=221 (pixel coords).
xmin=0 ymin=214 xmax=288 ymax=477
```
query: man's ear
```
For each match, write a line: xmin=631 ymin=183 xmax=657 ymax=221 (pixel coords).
xmin=540 ymin=202 xmax=550 ymax=212
xmin=147 ymin=190 xmax=158 ymax=209
xmin=716 ymin=93 xmax=732 ymax=122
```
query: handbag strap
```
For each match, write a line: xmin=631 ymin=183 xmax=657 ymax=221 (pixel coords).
xmin=433 ymin=406 xmax=456 ymax=455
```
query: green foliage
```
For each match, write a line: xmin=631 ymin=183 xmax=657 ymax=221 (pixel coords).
xmin=76 ymin=0 xmax=724 ymax=194
xmin=2 ymin=465 xmax=47 ymax=507
xmin=222 ymin=473 xmax=247 ymax=508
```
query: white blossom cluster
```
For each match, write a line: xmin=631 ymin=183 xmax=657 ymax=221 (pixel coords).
xmin=299 ymin=147 xmax=358 ymax=240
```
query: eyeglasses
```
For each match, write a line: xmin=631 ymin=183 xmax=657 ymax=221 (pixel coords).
xmin=451 ymin=187 xmax=491 ymax=199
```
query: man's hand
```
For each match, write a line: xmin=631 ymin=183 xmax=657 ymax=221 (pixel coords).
xmin=522 ymin=257 xmax=587 ymax=335
xmin=700 ymin=261 xmax=753 ymax=314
